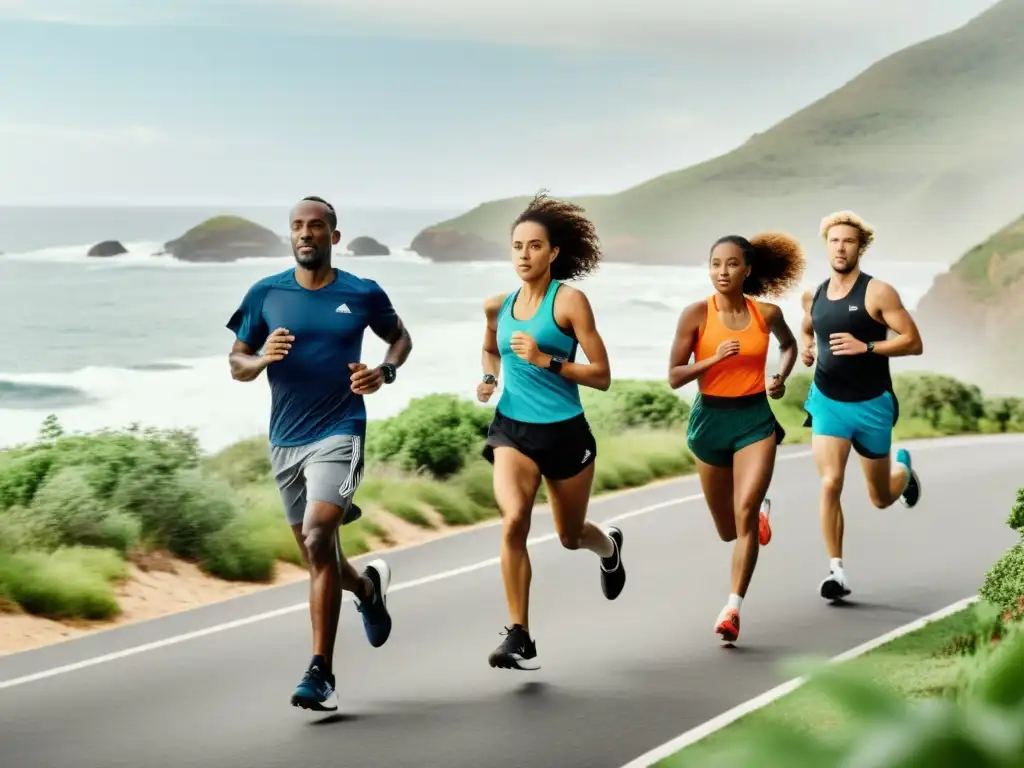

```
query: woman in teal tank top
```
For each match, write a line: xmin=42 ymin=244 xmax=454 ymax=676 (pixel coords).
xmin=475 ymin=192 xmax=627 ymax=672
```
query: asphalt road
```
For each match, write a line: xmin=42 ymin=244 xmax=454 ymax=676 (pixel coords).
xmin=1 ymin=434 xmax=1021 ymax=768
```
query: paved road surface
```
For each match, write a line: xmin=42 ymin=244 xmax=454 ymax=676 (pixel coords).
xmin=2 ymin=435 xmax=1021 ymax=768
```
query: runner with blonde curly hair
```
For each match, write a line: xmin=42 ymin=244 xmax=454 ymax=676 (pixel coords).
xmin=668 ymin=231 xmax=804 ymax=644
xmin=800 ymin=211 xmax=924 ymax=604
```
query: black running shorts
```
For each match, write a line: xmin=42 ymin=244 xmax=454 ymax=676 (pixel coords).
xmin=482 ymin=410 xmax=597 ymax=480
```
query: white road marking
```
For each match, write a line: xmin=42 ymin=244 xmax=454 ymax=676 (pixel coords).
xmin=617 ymin=596 xmax=980 ymax=768
xmin=0 ymin=434 xmax=1018 ymax=691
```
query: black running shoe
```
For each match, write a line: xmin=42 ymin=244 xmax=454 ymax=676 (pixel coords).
xmin=820 ymin=570 xmax=852 ymax=601
xmin=343 ymin=501 xmax=363 ymax=525
xmin=488 ymin=624 xmax=540 ymax=671
xmin=355 ymin=559 xmax=392 ymax=648
xmin=896 ymin=449 xmax=921 ymax=508
xmin=600 ymin=526 xmax=626 ymax=600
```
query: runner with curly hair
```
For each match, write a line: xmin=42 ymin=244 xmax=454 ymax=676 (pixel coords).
xmin=668 ymin=231 xmax=805 ymax=644
xmin=476 ymin=191 xmax=625 ymax=671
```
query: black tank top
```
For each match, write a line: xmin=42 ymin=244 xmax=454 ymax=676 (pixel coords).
xmin=810 ymin=272 xmax=892 ymax=402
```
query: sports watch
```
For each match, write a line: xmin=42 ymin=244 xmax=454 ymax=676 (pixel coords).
xmin=866 ymin=342 xmax=875 ymax=354
xmin=547 ymin=355 xmax=566 ymax=374
xmin=379 ymin=362 xmax=397 ymax=384
xmin=482 ymin=373 xmax=498 ymax=385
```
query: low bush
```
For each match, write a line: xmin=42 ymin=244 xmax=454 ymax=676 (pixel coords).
xmin=0 ymin=546 xmax=127 ymax=620
xmin=696 ymin=607 xmax=1024 ymax=767
xmin=2 ymin=371 xmax=1020 ymax=622
xmin=978 ymin=489 xmax=1024 ymax=616
xmin=365 ymin=393 xmax=493 ymax=478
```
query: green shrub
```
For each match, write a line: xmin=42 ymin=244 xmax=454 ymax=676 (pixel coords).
xmin=893 ymin=373 xmax=986 ymax=432
xmin=582 ymin=379 xmax=691 ymax=435
xmin=414 ymin=481 xmax=492 ymax=526
xmin=0 ymin=446 xmax=58 ymax=510
xmin=711 ymin=623 xmax=1024 ymax=767
xmin=0 ymin=547 xmax=127 ymax=620
xmin=1006 ymin=487 xmax=1024 ymax=532
xmin=452 ymin=460 xmax=498 ymax=510
xmin=111 ymin=466 xmax=239 ymax=559
xmin=200 ymin=516 xmax=278 ymax=582
xmin=780 ymin=371 xmax=813 ymax=409
xmin=366 ymin=394 xmax=493 ymax=478
xmin=29 ymin=466 xmax=142 ymax=554
xmin=979 ymin=544 xmax=1024 ymax=615
xmin=977 ymin=487 xmax=1024 ymax=616
xmin=203 ymin=436 xmax=272 ymax=487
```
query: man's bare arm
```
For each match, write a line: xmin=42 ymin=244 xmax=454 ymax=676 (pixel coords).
xmin=229 ymin=329 xmax=292 ymax=381
xmin=374 ymin=316 xmax=413 ymax=368
xmin=868 ymin=281 xmax=924 ymax=357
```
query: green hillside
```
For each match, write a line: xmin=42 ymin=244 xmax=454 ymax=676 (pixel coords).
xmin=914 ymin=211 xmax=1024 ymax=395
xmin=948 ymin=213 xmax=1024 ymax=300
xmin=416 ymin=0 xmax=1024 ymax=265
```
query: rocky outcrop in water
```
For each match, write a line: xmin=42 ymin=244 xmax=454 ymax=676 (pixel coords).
xmin=88 ymin=240 xmax=128 ymax=257
xmin=346 ymin=236 xmax=390 ymax=256
xmin=409 ymin=229 xmax=505 ymax=262
xmin=160 ymin=216 xmax=288 ymax=262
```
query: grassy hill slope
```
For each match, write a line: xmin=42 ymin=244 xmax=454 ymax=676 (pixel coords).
xmin=915 ymin=212 xmax=1024 ymax=395
xmin=415 ymin=0 xmax=1024 ymax=266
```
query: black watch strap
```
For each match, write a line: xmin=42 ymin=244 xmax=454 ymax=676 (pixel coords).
xmin=548 ymin=355 xmax=566 ymax=374
xmin=379 ymin=362 xmax=397 ymax=384
xmin=482 ymin=373 xmax=498 ymax=385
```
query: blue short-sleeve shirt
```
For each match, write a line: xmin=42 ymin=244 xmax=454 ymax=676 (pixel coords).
xmin=226 ymin=267 xmax=399 ymax=447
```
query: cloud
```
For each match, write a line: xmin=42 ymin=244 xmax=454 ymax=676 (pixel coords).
xmin=0 ymin=122 xmax=267 ymax=151
xmin=260 ymin=0 xmax=1001 ymax=51
xmin=0 ymin=0 xmax=207 ymax=25
xmin=0 ymin=122 xmax=170 ymax=144
xmin=1 ymin=0 xmax=999 ymax=53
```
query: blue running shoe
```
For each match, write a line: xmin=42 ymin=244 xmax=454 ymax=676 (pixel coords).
xmin=355 ymin=559 xmax=392 ymax=648
xmin=895 ymin=448 xmax=921 ymax=508
xmin=290 ymin=659 xmax=338 ymax=711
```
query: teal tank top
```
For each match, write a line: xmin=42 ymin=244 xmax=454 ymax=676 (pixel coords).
xmin=495 ymin=279 xmax=583 ymax=424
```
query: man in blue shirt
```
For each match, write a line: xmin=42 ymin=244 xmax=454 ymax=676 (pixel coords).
xmin=226 ymin=196 xmax=413 ymax=711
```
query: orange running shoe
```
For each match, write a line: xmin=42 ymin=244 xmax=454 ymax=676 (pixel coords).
xmin=758 ymin=497 xmax=772 ymax=546
xmin=715 ymin=608 xmax=740 ymax=643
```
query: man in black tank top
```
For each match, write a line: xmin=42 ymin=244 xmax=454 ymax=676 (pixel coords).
xmin=799 ymin=211 xmax=925 ymax=603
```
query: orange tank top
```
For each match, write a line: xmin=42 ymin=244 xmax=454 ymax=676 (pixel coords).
xmin=694 ymin=295 xmax=770 ymax=398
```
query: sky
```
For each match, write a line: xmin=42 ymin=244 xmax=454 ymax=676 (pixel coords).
xmin=0 ymin=0 xmax=1001 ymax=208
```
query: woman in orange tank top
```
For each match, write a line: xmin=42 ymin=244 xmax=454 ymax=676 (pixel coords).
xmin=668 ymin=232 xmax=804 ymax=645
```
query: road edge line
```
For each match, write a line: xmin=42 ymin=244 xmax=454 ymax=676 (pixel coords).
xmin=617 ymin=594 xmax=980 ymax=768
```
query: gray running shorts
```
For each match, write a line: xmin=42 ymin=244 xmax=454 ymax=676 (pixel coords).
xmin=270 ymin=434 xmax=364 ymax=527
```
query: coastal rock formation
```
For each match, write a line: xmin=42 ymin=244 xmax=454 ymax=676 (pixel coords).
xmin=914 ymin=213 xmax=1024 ymax=394
xmin=87 ymin=240 xmax=128 ymax=257
xmin=346 ymin=236 xmax=390 ymax=256
xmin=160 ymin=216 xmax=289 ymax=263
xmin=409 ymin=228 xmax=505 ymax=263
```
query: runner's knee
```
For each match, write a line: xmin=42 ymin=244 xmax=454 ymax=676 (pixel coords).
xmin=501 ymin=510 xmax=531 ymax=548
xmin=557 ymin=528 xmax=583 ymax=550
xmin=711 ymin=512 xmax=737 ymax=542
xmin=733 ymin=504 xmax=759 ymax=537
xmin=303 ymin=525 xmax=335 ymax=568
xmin=865 ymin=473 xmax=895 ymax=508
xmin=821 ymin=474 xmax=844 ymax=499
xmin=867 ymin=487 xmax=889 ymax=508
xmin=302 ymin=507 xmax=340 ymax=568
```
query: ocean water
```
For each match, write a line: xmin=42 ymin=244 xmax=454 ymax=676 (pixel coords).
xmin=0 ymin=217 xmax=949 ymax=453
